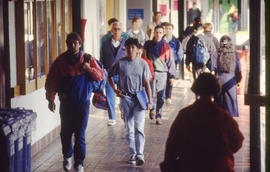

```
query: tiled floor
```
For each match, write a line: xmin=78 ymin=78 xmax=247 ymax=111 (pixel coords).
xmin=31 ymin=75 xmax=250 ymax=172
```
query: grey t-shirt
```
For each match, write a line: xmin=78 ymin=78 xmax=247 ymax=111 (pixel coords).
xmin=108 ymin=57 xmax=151 ymax=94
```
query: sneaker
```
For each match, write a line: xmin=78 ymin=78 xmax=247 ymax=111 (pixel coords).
xmin=107 ymin=120 xmax=116 ymax=126
xmin=156 ymin=118 xmax=162 ymax=125
xmin=75 ymin=164 xmax=84 ymax=172
xmin=149 ymin=111 xmax=155 ymax=120
xmin=63 ymin=157 xmax=72 ymax=171
xmin=165 ymin=98 xmax=171 ymax=104
xmin=136 ymin=157 xmax=145 ymax=166
xmin=128 ymin=155 xmax=136 ymax=165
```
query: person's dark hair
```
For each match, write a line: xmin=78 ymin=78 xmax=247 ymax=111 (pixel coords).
xmin=154 ymin=25 xmax=164 ymax=32
xmin=124 ymin=38 xmax=140 ymax=48
xmin=137 ymin=43 xmax=143 ymax=49
xmin=132 ymin=16 xmax=142 ymax=24
xmin=154 ymin=11 xmax=162 ymax=16
xmin=66 ymin=32 xmax=82 ymax=45
xmin=193 ymin=17 xmax=201 ymax=25
xmin=108 ymin=18 xmax=118 ymax=26
xmin=191 ymin=72 xmax=221 ymax=96
xmin=217 ymin=35 xmax=235 ymax=73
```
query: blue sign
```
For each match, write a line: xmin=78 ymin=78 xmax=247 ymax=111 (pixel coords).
xmin=128 ymin=9 xmax=144 ymax=20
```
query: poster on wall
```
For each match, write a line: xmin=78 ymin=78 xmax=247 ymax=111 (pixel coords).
xmin=128 ymin=9 xmax=144 ymax=20
xmin=174 ymin=0 xmax=178 ymax=10
xmin=159 ymin=4 xmax=167 ymax=16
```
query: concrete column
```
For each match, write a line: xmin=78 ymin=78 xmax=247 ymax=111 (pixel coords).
xmin=265 ymin=1 xmax=270 ymax=171
xmin=248 ymin=0 xmax=261 ymax=171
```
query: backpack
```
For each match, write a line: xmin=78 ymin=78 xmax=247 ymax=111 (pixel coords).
xmin=192 ymin=37 xmax=210 ymax=65
xmin=217 ymin=47 xmax=236 ymax=73
xmin=83 ymin=53 xmax=107 ymax=93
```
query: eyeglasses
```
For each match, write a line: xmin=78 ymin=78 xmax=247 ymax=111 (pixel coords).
xmin=113 ymin=28 xmax=121 ymax=31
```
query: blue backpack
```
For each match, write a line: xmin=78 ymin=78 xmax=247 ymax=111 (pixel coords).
xmin=83 ymin=54 xmax=107 ymax=93
xmin=192 ymin=37 xmax=210 ymax=65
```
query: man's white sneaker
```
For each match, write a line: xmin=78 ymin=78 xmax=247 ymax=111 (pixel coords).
xmin=75 ymin=164 xmax=84 ymax=172
xmin=63 ymin=157 xmax=72 ymax=171
xmin=107 ymin=120 xmax=116 ymax=126
xmin=165 ymin=98 xmax=172 ymax=104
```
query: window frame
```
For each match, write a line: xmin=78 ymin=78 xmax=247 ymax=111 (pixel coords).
xmin=13 ymin=0 xmax=72 ymax=96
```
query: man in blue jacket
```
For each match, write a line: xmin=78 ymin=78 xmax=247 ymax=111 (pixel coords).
xmin=45 ymin=32 xmax=104 ymax=172
xmin=100 ymin=22 xmax=127 ymax=126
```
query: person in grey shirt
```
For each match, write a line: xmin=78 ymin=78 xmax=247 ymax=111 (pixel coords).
xmin=108 ymin=38 xmax=152 ymax=166
xmin=127 ymin=16 xmax=149 ymax=45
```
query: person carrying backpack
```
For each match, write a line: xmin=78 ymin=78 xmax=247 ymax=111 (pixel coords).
xmin=45 ymin=32 xmax=104 ymax=172
xmin=185 ymin=24 xmax=210 ymax=80
xmin=213 ymin=35 xmax=242 ymax=117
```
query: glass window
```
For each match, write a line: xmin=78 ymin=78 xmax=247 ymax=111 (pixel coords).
xmin=65 ymin=0 xmax=70 ymax=47
xmin=36 ymin=1 xmax=45 ymax=78
xmin=46 ymin=1 xmax=53 ymax=66
xmin=56 ymin=0 xmax=62 ymax=56
xmin=24 ymin=1 xmax=35 ymax=82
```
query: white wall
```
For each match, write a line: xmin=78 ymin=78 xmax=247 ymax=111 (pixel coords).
xmin=11 ymin=88 xmax=61 ymax=144
xmin=8 ymin=2 xmax=17 ymax=87
xmin=119 ymin=0 xmax=127 ymax=32
xmin=82 ymin=0 xmax=100 ymax=59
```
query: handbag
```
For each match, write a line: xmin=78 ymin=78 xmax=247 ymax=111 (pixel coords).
xmin=92 ymin=93 xmax=108 ymax=110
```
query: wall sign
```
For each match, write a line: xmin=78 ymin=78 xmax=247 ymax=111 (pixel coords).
xmin=128 ymin=9 xmax=144 ymax=20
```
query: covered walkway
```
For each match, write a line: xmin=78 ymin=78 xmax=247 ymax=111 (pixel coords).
xmin=32 ymin=66 xmax=250 ymax=171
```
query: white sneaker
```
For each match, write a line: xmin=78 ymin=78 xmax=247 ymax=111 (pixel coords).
xmin=107 ymin=120 xmax=116 ymax=126
xmin=75 ymin=164 xmax=84 ymax=172
xmin=63 ymin=157 xmax=72 ymax=171
xmin=165 ymin=98 xmax=171 ymax=104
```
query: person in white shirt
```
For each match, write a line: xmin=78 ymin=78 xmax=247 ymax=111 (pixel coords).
xmin=127 ymin=16 xmax=149 ymax=45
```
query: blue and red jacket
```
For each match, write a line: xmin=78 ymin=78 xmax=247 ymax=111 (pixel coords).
xmin=45 ymin=51 xmax=104 ymax=103
xmin=144 ymin=40 xmax=176 ymax=79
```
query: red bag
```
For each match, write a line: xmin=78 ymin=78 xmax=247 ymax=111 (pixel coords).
xmin=231 ymin=11 xmax=238 ymax=21
xmin=92 ymin=93 xmax=108 ymax=110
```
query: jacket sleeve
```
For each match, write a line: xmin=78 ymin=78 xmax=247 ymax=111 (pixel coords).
xmin=87 ymin=57 xmax=104 ymax=81
xmin=185 ymin=37 xmax=194 ymax=66
xmin=162 ymin=43 xmax=176 ymax=78
xmin=45 ymin=59 xmax=61 ymax=102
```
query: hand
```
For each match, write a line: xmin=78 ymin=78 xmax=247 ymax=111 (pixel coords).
xmin=169 ymin=78 xmax=174 ymax=86
xmin=48 ymin=101 xmax=56 ymax=112
xmin=147 ymin=103 xmax=152 ymax=110
xmin=82 ymin=62 xmax=91 ymax=71
xmin=114 ymin=89 xmax=125 ymax=98
xmin=186 ymin=65 xmax=191 ymax=72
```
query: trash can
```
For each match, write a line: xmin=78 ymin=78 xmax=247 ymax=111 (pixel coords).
xmin=0 ymin=108 xmax=36 ymax=172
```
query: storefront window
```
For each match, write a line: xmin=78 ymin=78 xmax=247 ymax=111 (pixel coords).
xmin=36 ymin=1 xmax=45 ymax=78
xmin=46 ymin=1 xmax=53 ymax=66
xmin=56 ymin=0 xmax=62 ymax=55
xmin=24 ymin=1 xmax=35 ymax=82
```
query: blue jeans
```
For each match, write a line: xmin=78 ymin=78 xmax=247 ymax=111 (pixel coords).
xmin=120 ymin=96 xmax=145 ymax=159
xmin=105 ymin=75 xmax=119 ymax=120
xmin=151 ymin=72 xmax=167 ymax=119
xmin=59 ymin=100 xmax=90 ymax=166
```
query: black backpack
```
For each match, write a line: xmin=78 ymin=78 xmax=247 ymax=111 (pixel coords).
xmin=217 ymin=47 xmax=235 ymax=73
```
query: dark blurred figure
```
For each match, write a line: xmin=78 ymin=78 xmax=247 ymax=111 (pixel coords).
xmin=160 ymin=72 xmax=244 ymax=172
xmin=187 ymin=2 xmax=201 ymax=26
xmin=0 ymin=121 xmax=10 ymax=172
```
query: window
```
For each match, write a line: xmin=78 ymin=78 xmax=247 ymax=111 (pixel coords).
xmin=13 ymin=0 xmax=72 ymax=96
